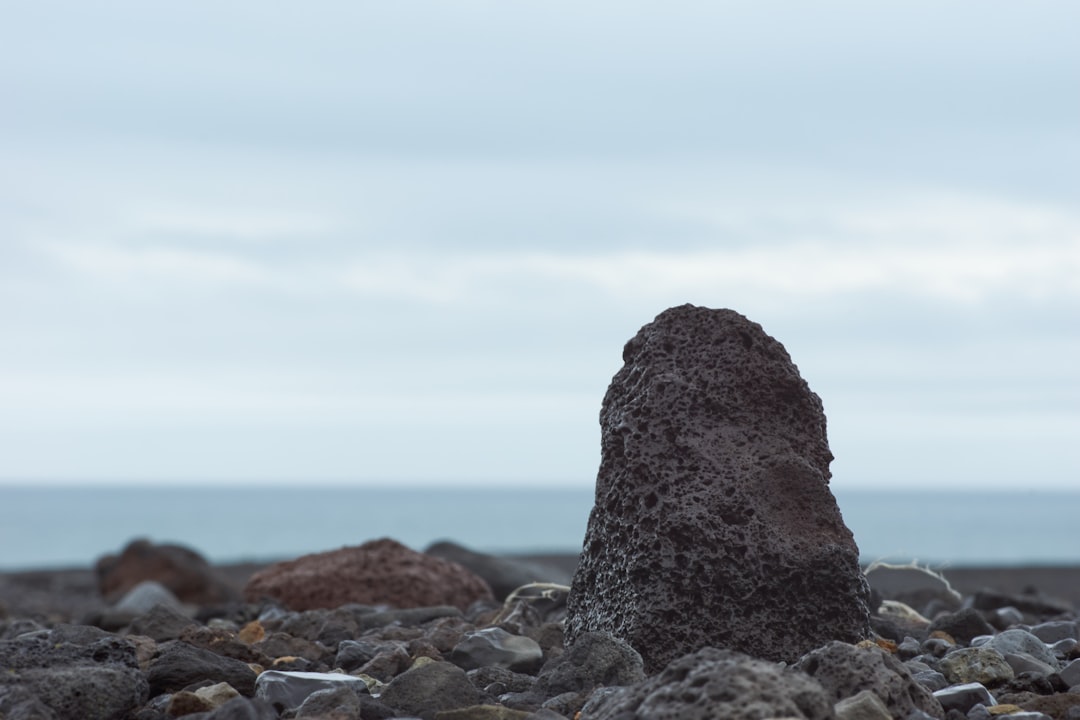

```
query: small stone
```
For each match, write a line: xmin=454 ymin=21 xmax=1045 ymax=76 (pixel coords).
xmin=1059 ymin=658 xmax=1080 ymax=688
xmin=898 ymin=637 xmax=923 ymax=660
xmin=1002 ymin=652 xmax=1056 ymax=677
xmin=334 ymin=639 xmax=383 ymax=672
xmin=254 ymin=670 xmax=369 ymax=714
xmin=237 ymin=621 xmax=265 ymax=645
xmin=913 ymin=670 xmax=949 ymax=692
xmin=378 ymin=661 xmax=483 ymax=720
xmin=932 ymin=682 xmax=996 ymax=714
xmin=356 ymin=644 xmax=412 ymax=682
xmin=129 ymin=602 xmax=199 ymax=642
xmin=928 ymin=608 xmax=996 ymax=645
xmin=986 ymin=705 xmax=1024 ymax=715
xmin=195 ymin=682 xmax=241 ymax=708
xmin=1052 ymin=637 xmax=1079 ymax=659
xmin=987 ymin=630 xmax=1059 ymax=670
xmin=1015 ymin=693 xmax=1080 ymax=718
xmin=114 ymin=580 xmax=183 ymax=614
xmin=531 ymin=631 xmax=645 ymax=699
xmin=293 ymin=684 xmax=365 ymax=718
xmin=167 ymin=690 xmax=215 ymax=715
xmin=939 ymin=647 xmax=1015 ymax=685
xmin=990 ymin=607 xmax=1026 ymax=631
xmin=147 ymin=641 xmax=257 ymax=697
xmin=1030 ymin=621 xmax=1078 ymax=644
xmin=834 ymin=689 xmax=892 ymax=720
xmin=449 ymin=627 xmax=543 ymax=673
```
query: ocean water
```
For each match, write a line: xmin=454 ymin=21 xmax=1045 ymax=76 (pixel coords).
xmin=0 ymin=485 xmax=1078 ymax=570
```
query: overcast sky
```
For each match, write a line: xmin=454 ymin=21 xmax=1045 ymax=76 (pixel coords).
xmin=1 ymin=1 xmax=1077 ymax=489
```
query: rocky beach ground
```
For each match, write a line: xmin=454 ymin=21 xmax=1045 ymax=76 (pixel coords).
xmin=2 ymin=538 xmax=1080 ymax=720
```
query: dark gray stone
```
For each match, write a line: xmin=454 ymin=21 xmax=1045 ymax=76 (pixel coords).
xmin=10 ymin=666 xmax=148 ymax=720
xmin=913 ymin=670 xmax=949 ymax=692
xmin=795 ymin=641 xmax=944 ymax=719
xmin=986 ymin=630 xmax=1059 ymax=669
xmin=1030 ymin=620 xmax=1079 ymax=644
xmin=467 ymin=666 xmax=536 ymax=695
xmin=254 ymin=670 xmax=369 ymax=713
xmin=564 ymin=305 xmax=871 ymax=670
xmin=0 ymin=629 xmax=148 ymax=720
xmin=147 ymin=641 xmax=257 ymax=696
xmin=927 ymin=608 xmax=995 ymax=645
xmin=578 ymin=647 xmax=834 ymax=720
xmin=533 ymin=631 xmax=644 ymax=698
xmin=931 ymin=682 xmax=994 ymax=714
xmin=129 ymin=602 xmax=200 ymax=641
xmin=1059 ymin=658 xmax=1080 ymax=688
xmin=1002 ymin=652 xmax=1056 ymax=677
xmin=0 ymin=684 xmax=59 ymax=720
xmin=294 ymin=684 xmax=365 ymax=718
xmin=335 ymin=639 xmax=383 ymax=672
xmin=449 ymin=627 xmax=543 ymax=673
xmin=378 ymin=661 xmax=483 ymax=720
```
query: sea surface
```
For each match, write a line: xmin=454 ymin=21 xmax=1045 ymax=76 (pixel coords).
xmin=1 ymin=485 xmax=1078 ymax=570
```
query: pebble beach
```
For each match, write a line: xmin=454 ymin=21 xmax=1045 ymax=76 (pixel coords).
xmin=2 ymin=538 xmax=1080 ymax=720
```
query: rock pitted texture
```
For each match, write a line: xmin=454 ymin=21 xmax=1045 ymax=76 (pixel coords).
xmin=244 ymin=538 xmax=494 ymax=611
xmin=565 ymin=305 xmax=871 ymax=670
xmin=578 ymin=647 xmax=835 ymax=720
xmin=795 ymin=641 xmax=944 ymax=719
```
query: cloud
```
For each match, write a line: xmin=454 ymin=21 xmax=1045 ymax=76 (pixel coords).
xmin=35 ymin=189 xmax=1080 ymax=311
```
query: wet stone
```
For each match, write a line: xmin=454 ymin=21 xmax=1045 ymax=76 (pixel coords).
xmin=932 ymin=682 xmax=995 ymax=714
xmin=253 ymin=670 xmax=369 ymax=714
xmin=449 ymin=627 xmax=543 ymax=673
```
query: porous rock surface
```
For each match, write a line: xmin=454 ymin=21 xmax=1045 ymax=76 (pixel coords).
xmin=243 ymin=537 xmax=494 ymax=611
xmin=578 ymin=647 xmax=835 ymax=720
xmin=795 ymin=641 xmax=944 ymax=719
xmin=565 ymin=304 xmax=871 ymax=671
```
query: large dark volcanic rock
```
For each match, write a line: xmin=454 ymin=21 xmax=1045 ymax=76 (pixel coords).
xmin=564 ymin=304 xmax=870 ymax=671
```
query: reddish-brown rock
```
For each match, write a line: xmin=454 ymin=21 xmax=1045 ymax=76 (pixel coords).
xmin=96 ymin=538 xmax=237 ymax=605
xmin=565 ymin=305 xmax=871 ymax=671
xmin=243 ymin=538 xmax=494 ymax=611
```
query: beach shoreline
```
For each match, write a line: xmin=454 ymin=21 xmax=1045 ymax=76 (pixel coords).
xmin=4 ymin=552 xmax=1080 ymax=622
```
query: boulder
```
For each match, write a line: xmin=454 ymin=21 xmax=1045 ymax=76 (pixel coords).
xmin=244 ymin=538 xmax=494 ymax=611
xmin=578 ymin=646 xmax=834 ymax=720
xmin=565 ymin=305 xmax=871 ymax=670
xmin=796 ymin=641 xmax=944 ymax=719
xmin=95 ymin=538 xmax=236 ymax=605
